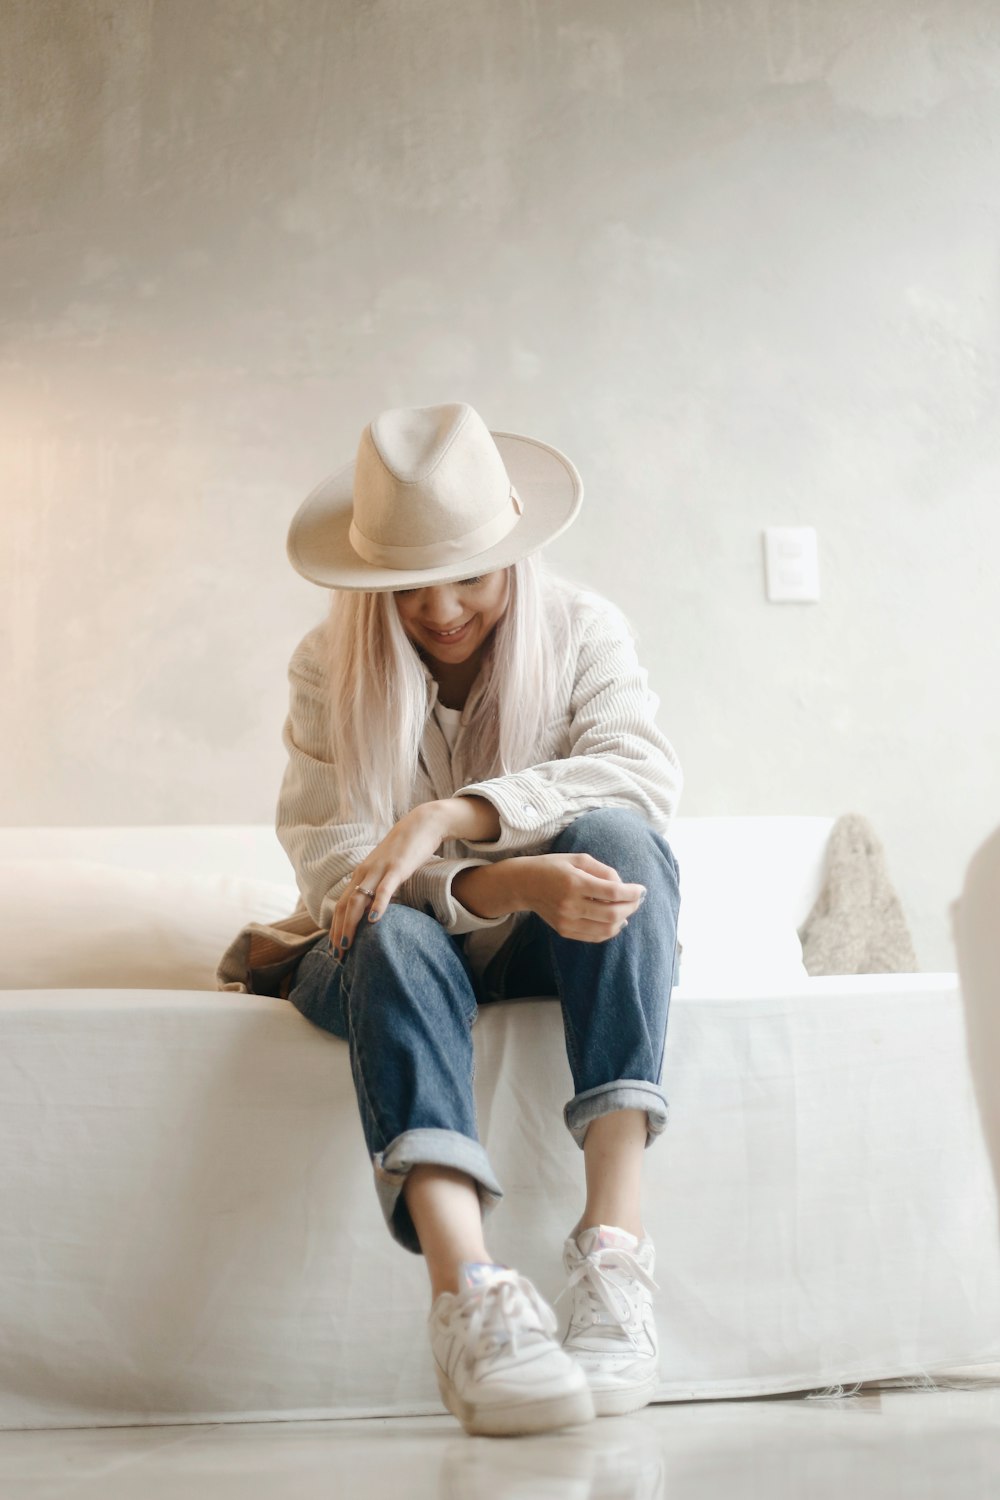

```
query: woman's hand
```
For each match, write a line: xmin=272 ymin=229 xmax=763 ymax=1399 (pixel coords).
xmin=330 ymin=802 xmax=450 ymax=952
xmin=328 ymin=796 xmax=500 ymax=953
xmin=510 ymin=853 xmax=646 ymax=942
xmin=452 ymin=851 xmax=647 ymax=936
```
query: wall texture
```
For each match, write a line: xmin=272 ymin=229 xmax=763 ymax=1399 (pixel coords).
xmin=3 ymin=0 xmax=998 ymax=969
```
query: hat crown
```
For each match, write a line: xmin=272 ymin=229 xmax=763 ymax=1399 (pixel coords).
xmin=286 ymin=400 xmax=583 ymax=591
xmin=353 ymin=403 xmax=514 ymax=552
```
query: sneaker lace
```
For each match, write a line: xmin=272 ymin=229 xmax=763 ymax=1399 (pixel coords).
xmin=556 ymin=1247 xmax=659 ymax=1349
xmin=453 ymin=1273 xmax=557 ymax=1371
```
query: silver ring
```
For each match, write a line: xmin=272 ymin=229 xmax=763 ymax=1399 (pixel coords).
xmin=355 ymin=885 xmax=376 ymax=898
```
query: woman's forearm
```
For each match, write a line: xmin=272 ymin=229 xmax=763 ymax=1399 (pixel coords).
xmin=439 ymin=795 xmax=520 ymax=917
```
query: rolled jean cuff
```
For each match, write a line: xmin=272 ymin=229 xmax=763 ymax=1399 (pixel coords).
xmin=373 ymin=1128 xmax=505 ymax=1255
xmin=563 ymin=1080 xmax=670 ymax=1150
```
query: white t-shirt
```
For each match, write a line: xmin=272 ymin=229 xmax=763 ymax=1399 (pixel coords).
xmin=433 ymin=700 xmax=463 ymax=754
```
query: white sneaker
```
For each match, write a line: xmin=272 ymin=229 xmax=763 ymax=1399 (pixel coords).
xmin=429 ymin=1262 xmax=595 ymax=1436
xmin=559 ymin=1225 xmax=660 ymax=1416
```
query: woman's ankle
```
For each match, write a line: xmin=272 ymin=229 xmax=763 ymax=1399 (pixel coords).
xmin=403 ymin=1164 xmax=492 ymax=1300
xmin=570 ymin=1215 xmax=646 ymax=1243
xmin=427 ymin=1257 xmax=495 ymax=1302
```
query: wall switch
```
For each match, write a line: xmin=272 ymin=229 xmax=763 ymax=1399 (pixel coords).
xmin=764 ymin=527 xmax=820 ymax=603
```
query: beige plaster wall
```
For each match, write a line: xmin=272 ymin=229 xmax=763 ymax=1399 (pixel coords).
xmin=3 ymin=0 xmax=998 ymax=970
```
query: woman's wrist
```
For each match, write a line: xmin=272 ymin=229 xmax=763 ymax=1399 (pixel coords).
xmin=452 ymin=860 xmax=526 ymax=920
xmin=438 ymin=794 xmax=502 ymax=844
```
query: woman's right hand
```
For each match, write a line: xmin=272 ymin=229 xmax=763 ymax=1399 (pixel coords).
xmin=512 ymin=853 xmax=646 ymax=942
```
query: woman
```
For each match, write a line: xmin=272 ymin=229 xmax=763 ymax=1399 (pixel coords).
xmin=278 ymin=401 xmax=682 ymax=1436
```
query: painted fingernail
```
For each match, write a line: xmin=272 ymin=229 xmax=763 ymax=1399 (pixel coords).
xmin=369 ymin=909 xmax=381 ymax=922
xmin=340 ymin=936 xmax=350 ymax=950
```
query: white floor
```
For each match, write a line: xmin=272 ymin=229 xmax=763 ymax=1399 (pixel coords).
xmin=2 ymin=1374 xmax=999 ymax=1500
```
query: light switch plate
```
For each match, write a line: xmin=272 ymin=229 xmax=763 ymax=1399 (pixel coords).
xmin=764 ymin=527 xmax=820 ymax=603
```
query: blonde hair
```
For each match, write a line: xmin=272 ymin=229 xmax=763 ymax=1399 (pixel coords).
xmin=316 ymin=552 xmax=568 ymax=830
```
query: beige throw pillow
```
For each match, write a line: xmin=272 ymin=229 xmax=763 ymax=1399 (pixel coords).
xmin=0 ymin=860 xmax=300 ymax=992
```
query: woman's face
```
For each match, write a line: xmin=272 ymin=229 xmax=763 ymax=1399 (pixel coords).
xmin=394 ymin=568 xmax=511 ymax=668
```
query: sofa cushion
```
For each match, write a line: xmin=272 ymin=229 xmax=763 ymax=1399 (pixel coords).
xmin=669 ymin=817 xmax=829 ymax=989
xmin=0 ymin=860 xmax=299 ymax=991
xmin=0 ymin=817 xmax=835 ymax=995
xmin=676 ymin=900 xmax=807 ymax=990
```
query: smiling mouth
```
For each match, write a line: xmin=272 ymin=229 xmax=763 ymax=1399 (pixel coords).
xmin=425 ymin=619 xmax=474 ymax=642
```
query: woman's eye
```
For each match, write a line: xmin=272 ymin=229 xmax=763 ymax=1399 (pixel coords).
xmin=397 ymin=576 xmax=482 ymax=597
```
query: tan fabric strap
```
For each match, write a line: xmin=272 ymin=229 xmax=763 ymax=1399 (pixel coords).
xmin=348 ymin=486 xmax=523 ymax=571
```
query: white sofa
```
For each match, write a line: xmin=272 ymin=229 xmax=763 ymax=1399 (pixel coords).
xmin=1 ymin=816 xmax=997 ymax=1430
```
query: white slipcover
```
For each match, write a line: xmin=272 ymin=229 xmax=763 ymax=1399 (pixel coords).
xmin=0 ymin=819 xmax=997 ymax=1428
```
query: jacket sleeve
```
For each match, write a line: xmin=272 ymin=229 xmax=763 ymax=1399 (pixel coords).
xmin=454 ymin=598 xmax=683 ymax=854
xmin=275 ymin=636 xmax=510 ymax=937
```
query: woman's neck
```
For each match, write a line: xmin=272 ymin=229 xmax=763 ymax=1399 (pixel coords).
xmin=426 ymin=649 xmax=485 ymax=711
xmin=433 ymin=665 xmax=476 ymax=710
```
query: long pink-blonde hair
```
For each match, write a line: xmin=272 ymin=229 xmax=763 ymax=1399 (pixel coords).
xmin=314 ymin=552 xmax=569 ymax=831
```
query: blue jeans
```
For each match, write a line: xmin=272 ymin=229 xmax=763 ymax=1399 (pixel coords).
xmin=287 ymin=808 xmax=682 ymax=1254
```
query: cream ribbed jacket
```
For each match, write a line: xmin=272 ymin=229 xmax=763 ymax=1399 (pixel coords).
xmin=276 ymin=578 xmax=683 ymax=978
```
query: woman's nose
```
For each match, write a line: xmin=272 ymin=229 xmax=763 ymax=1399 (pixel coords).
xmin=421 ymin=585 xmax=462 ymax=617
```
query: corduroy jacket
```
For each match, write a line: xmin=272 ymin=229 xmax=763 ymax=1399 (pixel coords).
xmin=216 ymin=577 xmax=682 ymax=996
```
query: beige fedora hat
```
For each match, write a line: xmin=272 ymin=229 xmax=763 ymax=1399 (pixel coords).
xmin=286 ymin=401 xmax=583 ymax=591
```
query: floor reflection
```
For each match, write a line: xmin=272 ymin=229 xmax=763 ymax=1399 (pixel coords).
xmin=436 ymin=1389 xmax=1000 ymax=1500
xmin=441 ymin=1418 xmax=665 ymax=1499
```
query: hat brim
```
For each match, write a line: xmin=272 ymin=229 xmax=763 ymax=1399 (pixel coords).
xmin=286 ymin=430 xmax=583 ymax=591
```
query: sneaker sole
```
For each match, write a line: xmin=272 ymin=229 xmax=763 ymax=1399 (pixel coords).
xmin=436 ymin=1367 xmax=596 ymax=1437
xmin=590 ymin=1373 xmax=659 ymax=1417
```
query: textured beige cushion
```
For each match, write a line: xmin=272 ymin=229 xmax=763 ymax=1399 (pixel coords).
xmin=798 ymin=814 xmax=918 ymax=975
